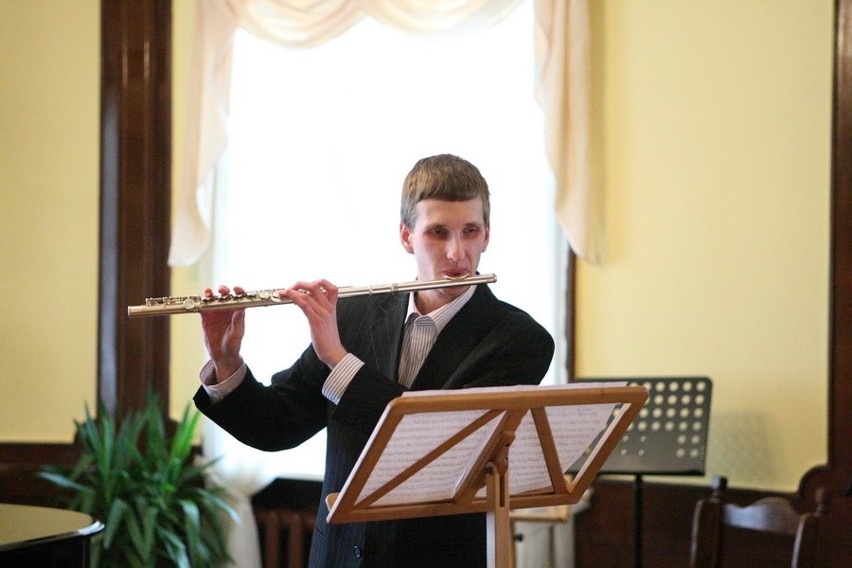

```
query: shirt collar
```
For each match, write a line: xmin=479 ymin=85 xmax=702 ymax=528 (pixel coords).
xmin=406 ymin=283 xmax=476 ymax=334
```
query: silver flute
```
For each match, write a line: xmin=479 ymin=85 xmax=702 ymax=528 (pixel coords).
xmin=127 ymin=273 xmax=497 ymax=318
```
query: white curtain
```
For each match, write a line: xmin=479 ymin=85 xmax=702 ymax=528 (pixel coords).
xmin=169 ymin=0 xmax=598 ymax=268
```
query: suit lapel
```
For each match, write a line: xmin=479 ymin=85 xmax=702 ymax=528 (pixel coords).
xmin=409 ymin=285 xmax=502 ymax=391
xmin=367 ymin=292 xmax=408 ymax=382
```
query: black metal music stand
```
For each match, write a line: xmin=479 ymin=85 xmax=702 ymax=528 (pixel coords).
xmin=572 ymin=377 xmax=712 ymax=568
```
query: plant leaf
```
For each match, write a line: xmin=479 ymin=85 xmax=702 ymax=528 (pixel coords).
xmin=179 ymin=499 xmax=202 ymax=566
xmin=37 ymin=471 xmax=93 ymax=494
xmin=159 ymin=527 xmax=191 ymax=568
xmin=103 ymin=497 xmax=129 ymax=549
xmin=140 ymin=505 xmax=159 ymax=561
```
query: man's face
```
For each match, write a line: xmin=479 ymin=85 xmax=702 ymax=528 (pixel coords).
xmin=399 ymin=198 xmax=490 ymax=306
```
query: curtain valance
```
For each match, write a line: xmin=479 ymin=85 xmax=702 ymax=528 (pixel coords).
xmin=169 ymin=0 xmax=600 ymax=266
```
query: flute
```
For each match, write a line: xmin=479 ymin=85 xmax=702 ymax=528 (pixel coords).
xmin=127 ymin=273 xmax=497 ymax=318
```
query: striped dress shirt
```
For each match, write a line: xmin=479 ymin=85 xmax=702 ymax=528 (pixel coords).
xmin=323 ymin=284 xmax=475 ymax=401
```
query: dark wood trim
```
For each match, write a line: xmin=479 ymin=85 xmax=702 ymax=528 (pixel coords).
xmin=802 ymin=0 xmax=852 ymax=494
xmin=97 ymin=0 xmax=172 ymax=419
xmin=827 ymin=0 xmax=852 ymax=486
xmin=795 ymin=1 xmax=852 ymax=562
xmin=0 ymin=444 xmax=82 ymax=507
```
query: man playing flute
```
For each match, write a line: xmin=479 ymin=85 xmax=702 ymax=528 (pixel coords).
xmin=193 ymin=153 xmax=555 ymax=568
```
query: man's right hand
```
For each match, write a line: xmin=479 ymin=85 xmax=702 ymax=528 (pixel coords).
xmin=201 ymin=285 xmax=247 ymax=383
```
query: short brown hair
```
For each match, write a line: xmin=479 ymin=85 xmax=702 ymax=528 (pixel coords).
xmin=400 ymin=154 xmax=490 ymax=229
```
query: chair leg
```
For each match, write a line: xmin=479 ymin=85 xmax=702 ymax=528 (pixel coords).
xmin=255 ymin=510 xmax=281 ymax=568
xmin=257 ymin=507 xmax=318 ymax=568
xmin=283 ymin=511 xmax=304 ymax=568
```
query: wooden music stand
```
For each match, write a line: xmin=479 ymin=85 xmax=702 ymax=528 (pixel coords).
xmin=326 ymin=383 xmax=649 ymax=568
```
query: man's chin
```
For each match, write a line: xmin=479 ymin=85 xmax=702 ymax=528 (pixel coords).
xmin=440 ymin=285 xmax=467 ymax=299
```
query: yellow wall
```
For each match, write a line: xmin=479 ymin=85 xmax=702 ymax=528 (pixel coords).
xmin=578 ymin=1 xmax=833 ymax=491
xmin=0 ymin=0 xmax=100 ymax=441
xmin=1 ymin=0 xmax=834 ymax=494
xmin=168 ymin=0 xmax=209 ymax=418
xmin=0 ymin=0 xmax=201 ymax=436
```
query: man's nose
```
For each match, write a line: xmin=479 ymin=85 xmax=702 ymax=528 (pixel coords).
xmin=446 ymin=235 xmax=463 ymax=261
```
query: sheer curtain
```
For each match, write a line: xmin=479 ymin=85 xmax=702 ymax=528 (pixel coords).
xmin=170 ymin=0 xmax=596 ymax=268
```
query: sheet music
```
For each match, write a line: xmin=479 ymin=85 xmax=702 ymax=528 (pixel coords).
xmin=359 ymin=409 xmax=500 ymax=506
xmin=351 ymin=382 xmax=627 ymax=507
xmin=470 ymin=402 xmax=618 ymax=497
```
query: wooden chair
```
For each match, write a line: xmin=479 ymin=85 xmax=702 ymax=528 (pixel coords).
xmin=689 ymin=475 xmax=830 ymax=568
xmin=252 ymin=478 xmax=323 ymax=568
xmin=255 ymin=507 xmax=317 ymax=568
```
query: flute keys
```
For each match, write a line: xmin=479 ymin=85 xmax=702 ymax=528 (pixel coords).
xmin=257 ymin=290 xmax=283 ymax=302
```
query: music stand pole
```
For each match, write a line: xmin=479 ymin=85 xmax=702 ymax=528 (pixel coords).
xmin=634 ymin=474 xmax=643 ymax=568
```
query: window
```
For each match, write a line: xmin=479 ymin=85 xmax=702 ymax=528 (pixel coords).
xmin=212 ymin=0 xmax=564 ymax=481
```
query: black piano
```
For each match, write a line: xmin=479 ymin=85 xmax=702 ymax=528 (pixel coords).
xmin=0 ymin=503 xmax=103 ymax=567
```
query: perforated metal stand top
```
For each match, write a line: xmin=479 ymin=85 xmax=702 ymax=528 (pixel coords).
xmin=581 ymin=376 xmax=712 ymax=475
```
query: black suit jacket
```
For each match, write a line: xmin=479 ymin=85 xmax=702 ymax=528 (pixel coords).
xmin=194 ymin=284 xmax=554 ymax=568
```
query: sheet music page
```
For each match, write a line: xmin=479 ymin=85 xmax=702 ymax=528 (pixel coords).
xmin=356 ymin=382 xmax=627 ymax=505
xmin=513 ymin=382 xmax=625 ymax=494
xmin=468 ymin=401 xmax=619 ymax=497
xmin=358 ymin=409 xmax=500 ymax=507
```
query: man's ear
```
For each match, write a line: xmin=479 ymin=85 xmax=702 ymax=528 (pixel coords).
xmin=399 ymin=222 xmax=414 ymax=254
xmin=482 ymin=226 xmax=490 ymax=252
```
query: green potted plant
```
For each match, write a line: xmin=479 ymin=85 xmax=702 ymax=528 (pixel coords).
xmin=40 ymin=394 xmax=236 ymax=567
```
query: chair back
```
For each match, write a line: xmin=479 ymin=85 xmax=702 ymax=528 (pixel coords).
xmin=689 ymin=476 xmax=830 ymax=568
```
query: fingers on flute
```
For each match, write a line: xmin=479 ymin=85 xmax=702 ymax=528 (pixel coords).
xmin=205 ymin=285 xmax=247 ymax=298
xmin=316 ymin=279 xmax=337 ymax=295
xmin=207 ymin=285 xmax=230 ymax=298
xmin=284 ymin=280 xmax=337 ymax=302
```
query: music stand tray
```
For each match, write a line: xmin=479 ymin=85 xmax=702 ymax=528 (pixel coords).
xmin=326 ymin=383 xmax=649 ymax=568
